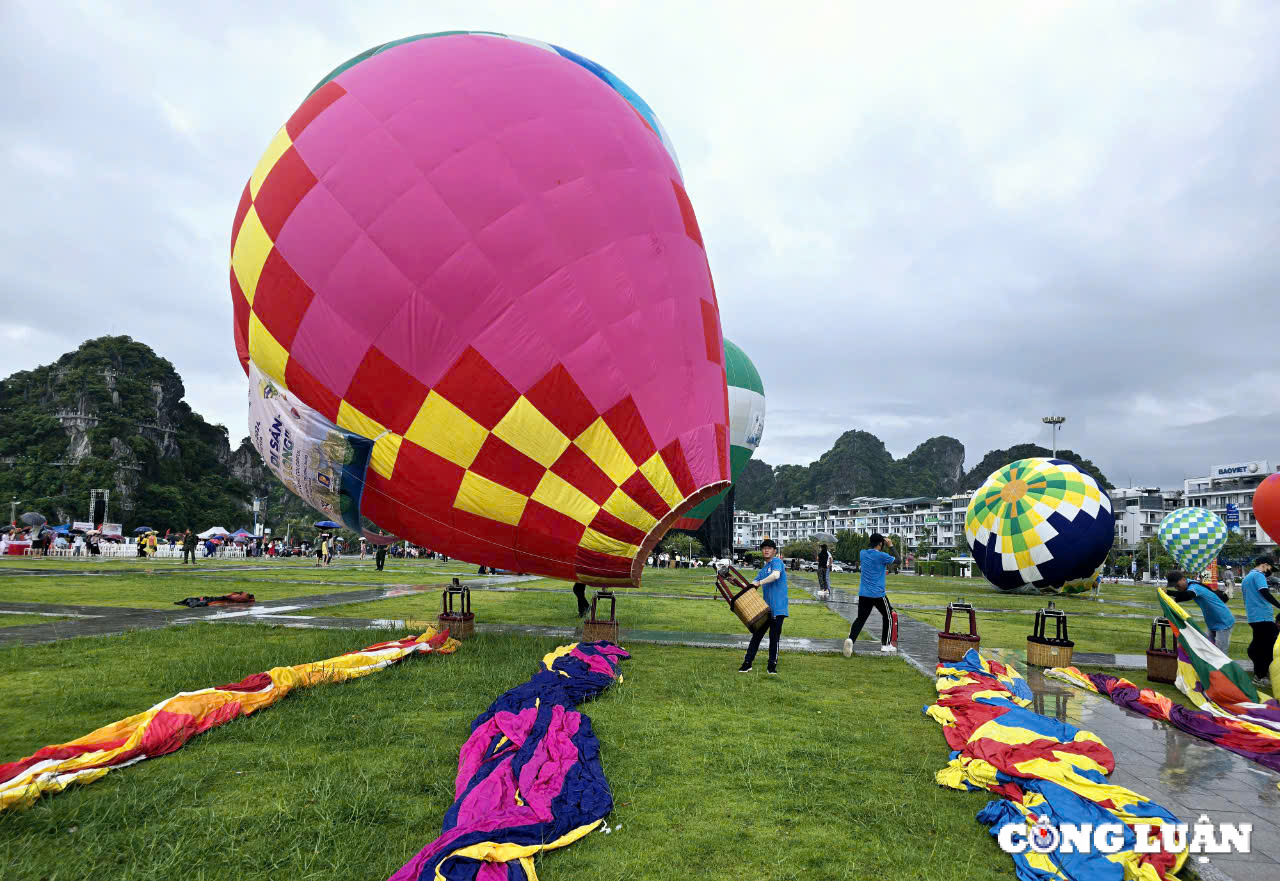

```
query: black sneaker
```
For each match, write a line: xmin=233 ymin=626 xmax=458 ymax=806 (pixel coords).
xmin=767 ymin=667 xmax=778 ymax=676
xmin=738 ymin=663 xmax=753 ymax=673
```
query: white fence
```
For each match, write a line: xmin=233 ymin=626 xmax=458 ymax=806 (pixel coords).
xmin=20 ymin=543 xmax=250 ymax=559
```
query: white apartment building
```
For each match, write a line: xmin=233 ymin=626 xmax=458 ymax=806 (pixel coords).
xmin=733 ymin=492 xmax=975 ymax=554
xmin=733 ymin=457 xmax=1279 ymax=554
xmin=1183 ymin=459 xmax=1278 ymax=547
xmin=1111 ymin=487 xmax=1184 ymax=549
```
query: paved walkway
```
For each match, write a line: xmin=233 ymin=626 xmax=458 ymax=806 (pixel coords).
xmin=0 ymin=575 xmax=536 ymax=647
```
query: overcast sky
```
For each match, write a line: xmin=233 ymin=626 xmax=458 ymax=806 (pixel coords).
xmin=4 ymin=1 xmax=1278 ymax=489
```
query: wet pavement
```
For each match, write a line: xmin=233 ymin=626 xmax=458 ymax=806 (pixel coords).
xmin=0 ymin=575 xmax=537 ymax=647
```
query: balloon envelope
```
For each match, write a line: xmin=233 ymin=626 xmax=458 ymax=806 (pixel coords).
xmin=965 ymin=458 xmax=1114 ymax=592
xmin=231 ymin=32 xmax=730 ymax=586
xmin=1157 ymin=507 xmax=1228 ymax=574
xmin=673 ymin=338 xmax=766 ymax=530
xmin=1253 ymin=473 xmax=1280 ymax=545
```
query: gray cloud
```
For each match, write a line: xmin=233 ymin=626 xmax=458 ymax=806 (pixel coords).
xmin=3 ymin=1 xmax=1278 ymax=491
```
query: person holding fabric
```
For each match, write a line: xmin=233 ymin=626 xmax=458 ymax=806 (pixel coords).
xmin=1241 ymin=555 xmax=1280 ymax=684
xmin=738 ymin=539 xmax=788 ymax=675
xmin=1166 ymin=570 xmax=1235 ymax=654
xmin=844 ymin=533 xmax=898 ymax=657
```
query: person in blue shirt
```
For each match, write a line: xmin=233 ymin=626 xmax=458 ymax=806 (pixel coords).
xmin=1165 ymin=570 xmax=1235 ymax=653
xmin=843 ymin=533 xmax=898 ymax=658
xmin=739 ymin=539 xmax=788 ymax=675
xmin=1241 ymin=555 xmax=1280 ymax=683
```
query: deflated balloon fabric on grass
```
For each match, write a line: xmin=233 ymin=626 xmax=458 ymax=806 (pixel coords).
xmin=389 ymin=641 xmax=628 ymax=881
xmin=925 ymin=649 xmax=1187 ymax=881
xmin=1046 ymin=588 xmax=1280 ymax=775
xmin=0 ymin=627 xmax=459 ymax=810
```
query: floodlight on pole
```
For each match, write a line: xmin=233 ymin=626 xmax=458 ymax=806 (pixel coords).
xmin=1042 ymin=416 xmax=1066 ymax=457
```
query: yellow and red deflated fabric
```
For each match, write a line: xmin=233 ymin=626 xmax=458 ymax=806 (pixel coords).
xmin=926 ymin=649 xmax=1187 ymax=881
xmin=0 ymin=627 xmax=458 ymax=811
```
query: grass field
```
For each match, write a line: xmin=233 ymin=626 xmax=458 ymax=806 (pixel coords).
xmin=0 ymin=624 xmax=1016 ymax=881
xmin=0 ymin=613 xmax=71 ymax=628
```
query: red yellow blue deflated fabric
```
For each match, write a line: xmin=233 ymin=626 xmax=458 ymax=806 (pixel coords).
xmin=0 ymin=627 xmax=459 ymax=811
xmin=926 ymin=649 xmax=1187 ymax=880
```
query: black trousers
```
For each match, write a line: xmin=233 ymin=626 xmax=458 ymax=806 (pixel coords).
xmin=1247 ymin=621 xmax=1279 ymax=678
xmin=573 ymin=582 xmax=588 ymax=615
xmin=182 ymin=548 xmax=195 ymax=564
xmin=375 ymin=550 xmax=386 ymax=570
xmin=743 ymin=614 xmax=786 ymax=670
xmin=848 ymin=596 xmax=891 ymax=644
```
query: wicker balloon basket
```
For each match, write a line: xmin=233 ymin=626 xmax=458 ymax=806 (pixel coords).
xmin=437 ymin=581 xmax=475 ymax=639
xmin=1026 ymin=602 xmax=1074 ymax=667
xmin=938 ymin=600 xmax=980 ymax=662
xmin=1146 ymin=617 xmax=1178 ymax=684
xmin=715 ymin=566 xmax=772 ymax=633
xmin=582 ymin=590 xmax=619 ymax=643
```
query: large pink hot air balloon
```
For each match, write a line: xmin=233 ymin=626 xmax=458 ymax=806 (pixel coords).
xmin=231 ymin=32 xmax=730 ymax=586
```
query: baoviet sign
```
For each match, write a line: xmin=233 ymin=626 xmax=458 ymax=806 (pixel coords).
xmin=1212 ymin=461 xmax=1269 ymax=478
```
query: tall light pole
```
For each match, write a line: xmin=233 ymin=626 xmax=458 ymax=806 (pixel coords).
xmin=1042 ymin=416 xmax=1066 ymax=456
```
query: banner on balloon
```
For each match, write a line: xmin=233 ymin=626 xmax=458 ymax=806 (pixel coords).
xmin=248 ymin=364 xmax=375 ymax=536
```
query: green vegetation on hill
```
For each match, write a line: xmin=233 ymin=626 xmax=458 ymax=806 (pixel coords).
xmin=0 ymin=336 xmax=314 ymax=533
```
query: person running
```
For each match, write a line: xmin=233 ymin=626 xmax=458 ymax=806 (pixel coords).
xmin=572 ymin=582 xmax=589 ymax=618
xmin=1166 ymin=570 xmax=1235 ymax=654
xmin=844 ymin=533 xmax=897 ymax=657
xmin=1241 ymin=555 xmax=1280 ymax=685
xmin=816 ymin=543 xmax=832 ymax=598
xmin=738 ymin=539 xmax=788 ymax=675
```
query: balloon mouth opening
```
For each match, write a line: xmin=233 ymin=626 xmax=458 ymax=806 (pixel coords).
xmin=580 ymin=480 xmax=732 ymax=588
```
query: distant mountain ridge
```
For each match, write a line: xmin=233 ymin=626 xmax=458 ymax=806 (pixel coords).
xmin=735 ymin=431 xmax=1112 ymax=513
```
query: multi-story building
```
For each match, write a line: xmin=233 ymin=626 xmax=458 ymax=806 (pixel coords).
xmin=732 ymin=457 xmax=1279 ymax=555
xmin=1183 ymin=460 xmax=1278 ymax=547
xmin=733 ymin=492 xmax=975 ymax=555
xmin=1111 ymin=487 xmax=1184 ymax=549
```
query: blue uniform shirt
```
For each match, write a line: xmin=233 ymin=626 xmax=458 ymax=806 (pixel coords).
xmin=1186 ymin=582 xmax=1235 ymax=631
xmin=1242 ymin=570 xmax=1275 ymax=623
xmin=755 ymin=557 xmax=788 ymax=616
xmin=858 ymin=548 xmax=895 ymax=598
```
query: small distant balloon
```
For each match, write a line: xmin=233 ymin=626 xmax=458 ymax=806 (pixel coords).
xmin=1157 ymin=507 xmax=1228 ymax=574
